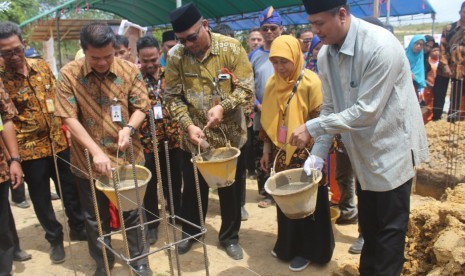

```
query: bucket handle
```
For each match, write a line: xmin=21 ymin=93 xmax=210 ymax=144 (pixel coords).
xmin=270 ymin=142 xmax=319 ymax=183
xmin=197 ymin=126 xmax=231 ymax=157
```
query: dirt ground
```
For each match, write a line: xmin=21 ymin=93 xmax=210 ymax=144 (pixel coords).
xmin=11 ymin=178 xmax=361 ymax=276
xmin=10 ymin=121 xmax=465 ymax=276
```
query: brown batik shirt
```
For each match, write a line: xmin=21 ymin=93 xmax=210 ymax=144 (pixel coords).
xmin=0 ymin=79 xmax=18 ymax=183
xmin=139 ymin=68 xmax=181 ymax=153
xmin=165 ymin=32 xmax=254 ymax=153
xmin=0 ymin=58 xmax=67 ymax=161
xmin=55 ymin=58 xmax=149 ymax=178
xmin=438 ymin=20 xmax=465 ymax=79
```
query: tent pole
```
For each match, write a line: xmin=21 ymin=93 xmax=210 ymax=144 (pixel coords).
xmin=55 ymin=11 xmax=62 ymax=69
xmin=432 ymin=13 xmax=436 ymax=36
xmin=386 ymin=0 xmax=391 ymax=25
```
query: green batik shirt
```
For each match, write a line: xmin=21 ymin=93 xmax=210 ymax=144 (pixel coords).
xmin=165 ymin=32 xmax=254 ymax=153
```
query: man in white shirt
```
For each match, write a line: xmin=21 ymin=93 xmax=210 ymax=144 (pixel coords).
xmin=292 ymin=1 xmax=429 ymax=275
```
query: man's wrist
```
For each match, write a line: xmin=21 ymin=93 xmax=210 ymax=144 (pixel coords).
xmin=8 ymin=156 xmax=22 ymax=165
xmin=124 ymin=124 xmax=136 ymax=136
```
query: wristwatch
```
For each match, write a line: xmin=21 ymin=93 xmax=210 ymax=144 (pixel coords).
xmin=8 ymin=156 xmax=22 ymax=165
xmin=125 ymin=124 xmax=136 ymax=136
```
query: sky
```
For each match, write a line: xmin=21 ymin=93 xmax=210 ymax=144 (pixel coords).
xmin=428 ymin=0 xmax=462 ymax=22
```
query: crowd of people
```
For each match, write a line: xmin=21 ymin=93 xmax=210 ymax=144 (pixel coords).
xmin=2 ymin=0 xmax=465 ymax=275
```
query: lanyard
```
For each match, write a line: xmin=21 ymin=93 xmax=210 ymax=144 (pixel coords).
xmin=281 ymin=69 xmax=305 ymax=125
xmin=146 ymin=76 xmax=162 ymax=101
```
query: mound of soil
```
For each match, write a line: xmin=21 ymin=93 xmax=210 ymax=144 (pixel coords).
xmin=404 ymin=184 xmax=465 ymax=276
xmin=416 ymin=121 xmax=465 ymax=198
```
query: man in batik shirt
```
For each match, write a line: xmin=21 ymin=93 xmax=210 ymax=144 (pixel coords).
xmin=165 ymin=3 xmax=254 ymax=260
xmin=136 ymin=35 xmax=183 ymax=245
xmin=55 ymin=22 xmax=151 ymax=276
xmin=0 ymin=21 xmax=86 ymax=264
xmin=0 ymin=79 xmax=26 ymax=275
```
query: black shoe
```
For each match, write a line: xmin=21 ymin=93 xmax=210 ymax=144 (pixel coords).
xmin=69 ymin=228 xmax=87 ymax=241
xmin=132 ymin=264 xmax=152 ymax=276
xmin=13 ymin=249 xmax=32 ymax=262
xmin=177 ymin=239 xmax=195 ymax=254
xmin=50 ymin=243 xmax=65 ymax=264
xmin=223 ymin=243 xmax=243 ymax=260
xmin=336 ymin=216 xmax=358 ymax=225
xmin=94 ymin=267 xmax=107 ymax=276
xmin=148 ymin=228 xmax=158 ymax=245
xmin=241 ymin=206 xmax=249 ymax=221
xmin=93 ymin=259 xmax=115 ymax=276
xmin=349 ymin=235 xmax=364 ymax=254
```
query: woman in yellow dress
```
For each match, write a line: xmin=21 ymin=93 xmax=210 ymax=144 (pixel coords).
xmin=259 ymin=35 xmax=334 ymax=272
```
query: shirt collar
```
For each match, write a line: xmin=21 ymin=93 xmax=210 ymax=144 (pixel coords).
xmin=3 ymin=58 xmax=37 ymax=78
xmin=329 ymin=15 xmax=359 ymax=57
xmin=82 ymin=57 xmax=117 ymax=78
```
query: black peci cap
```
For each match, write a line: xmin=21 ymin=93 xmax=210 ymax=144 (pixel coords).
xmin=162 ymin=30 xmax=176 ymax=43
xmin=302 ymin=0 xmax=347 ymax=15
xmin=169 ymin=3 xmax=202 ymax=33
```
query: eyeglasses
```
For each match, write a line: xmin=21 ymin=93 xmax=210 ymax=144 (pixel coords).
xmin=176 ymin=24 xmax=202 ymax=44
xmin=300 ymin=39 xmax=312 ymax=44
xmin=260 ymin=25 xmax=278 ymax=32
xmin=0 ymin=46 xmax=24 ymax=58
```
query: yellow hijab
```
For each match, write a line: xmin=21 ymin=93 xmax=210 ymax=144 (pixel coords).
xmin=261 ymin=35 xmax=322 ymax=165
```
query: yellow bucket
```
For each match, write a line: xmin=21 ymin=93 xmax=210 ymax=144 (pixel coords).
xmin=95 ymin=165 xmax=151 ymax=212
xmin=193 ymin=146 xmax=240 ymax=188
xmin=192 ymin=127 xmax=240 ymax=189
xmin=264 ymin=146 xmax=322 ymax=219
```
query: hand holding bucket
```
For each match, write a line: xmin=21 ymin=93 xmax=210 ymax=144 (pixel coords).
xmin=192 ymin=127 xmax=241 ymax=188
xmin=265 ymin=143 xmax=322 ymax=219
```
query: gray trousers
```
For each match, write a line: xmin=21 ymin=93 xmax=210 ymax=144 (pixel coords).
xmin=335 ymin=151 xmax=357 ymax=220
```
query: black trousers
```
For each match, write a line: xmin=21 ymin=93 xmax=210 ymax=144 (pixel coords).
xmin=180 ymin=147 xmax=244 ymax=246
xmin=357 ymin=179 xmax=412 ymax=276
xmin=245 ymin=125 xmax=256 ymax=175
xmin=54 ymin=149 xmax=85 ymax=232
xmin=432 ymin=75 xmax=450 ymax=121
xmin=237 ymin=146 xmax=247 ymax=207
xmin=253 ymin=131 xmax=270 ymax=194
xmin=449 ymin=79 xmax=465 ymax=120
xmin=76 ymin=176 xmax=149 ymax=268
xmin=0 ymin=182 xmax=14 ymax=276
xmin=143 ymin=147 xmax=183 ymax=230
xmin=22 ymin=155 xmax=64 ymax=245
xmin=9 ymin=180 xmax=25 ymax=203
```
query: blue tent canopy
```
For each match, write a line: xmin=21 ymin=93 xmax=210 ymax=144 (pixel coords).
xmin=207 ymin=0 xmax=436 ymax=30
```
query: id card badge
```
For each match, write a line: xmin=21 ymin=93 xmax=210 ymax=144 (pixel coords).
xmin=211 ymin=94 xmax=221 ymax=107
xmin=45 ymin=98 xmax=55 ymax=113
xmin=111 ymin=105 xmax=122 ymax=122
xmin=277 ymin=125 xmax=288 ymax=144
xmin=153 ymin=103 xmax=163 ymax=119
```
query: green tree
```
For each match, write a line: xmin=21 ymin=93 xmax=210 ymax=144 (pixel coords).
xmin=0 ymin=0 xmax=40 ymax=24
